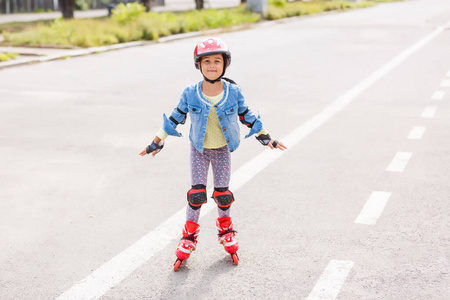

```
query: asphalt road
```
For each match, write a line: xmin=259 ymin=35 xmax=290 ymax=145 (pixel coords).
xmin=1 ymin=0 xmax=450 ymax=299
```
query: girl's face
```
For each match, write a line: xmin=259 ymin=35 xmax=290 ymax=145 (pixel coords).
xmin=199 ymin=54 xmax=224 ymax=81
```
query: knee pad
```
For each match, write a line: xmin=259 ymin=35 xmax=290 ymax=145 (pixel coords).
xmin=187 ymin=185 xmax=207 ymax=210
xmin=212 ymin=188 xmax=234 ymax=211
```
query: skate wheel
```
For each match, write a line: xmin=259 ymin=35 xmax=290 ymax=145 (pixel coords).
xmin=231 ymin=253 xmax=239 ymax=266
xmin=173 ymin=259 xmax=183 ymax=271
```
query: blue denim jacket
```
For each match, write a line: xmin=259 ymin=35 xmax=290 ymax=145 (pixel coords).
xmin=162 ymin=80 xmax=263 ymax=153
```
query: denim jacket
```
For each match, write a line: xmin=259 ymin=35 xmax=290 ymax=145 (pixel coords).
xmin=162 ymin=80 xmax=263 ymax=153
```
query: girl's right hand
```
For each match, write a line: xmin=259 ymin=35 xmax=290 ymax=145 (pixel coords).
xmin=139 ymin=148 xmax=160 ymax=157
xmin=139 ymin=137 xmax=164 ymax=157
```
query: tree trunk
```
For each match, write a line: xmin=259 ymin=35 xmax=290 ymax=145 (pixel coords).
xmin=142 ymin=0 xmax=151 ymax=11
xmin=195 ymin=0 xmax=203 ymax=10
xmin=58 ymin=0 xmax=74 ymax=19
xmin=241 ymin=0 xmax=246 ymax=3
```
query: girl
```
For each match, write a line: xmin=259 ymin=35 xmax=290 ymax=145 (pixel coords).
xmin=140 ymin=37 xmax=286 ymax=270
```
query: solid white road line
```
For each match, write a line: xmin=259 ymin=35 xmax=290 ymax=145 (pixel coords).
xmin=307 ymin=260 xmax=354 ymax=300
xmin=431 ymin=90 xmax=444 ymax=100
xmin=56 ymin=23 xmax=446 ymax=300
xmin=355 ymin=191 xmax=392 ymax=225
xmin=407 ymin=126 xmax=426 ymax=140
xmin=440 ymin=79 xmax=450 ymax=87
xmin=56 ymin=208 xmax=187 ymax=300
xmin=386 ymin=151 xmax=413 ymax=172
xmin=421 ymin=106 xmax=437 ymax=118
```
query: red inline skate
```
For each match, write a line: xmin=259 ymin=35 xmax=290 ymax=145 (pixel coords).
xmin=173 ymin=221 xmax=200 ymax=271
xmin=216 ymin=217 xmax=239 ymax=265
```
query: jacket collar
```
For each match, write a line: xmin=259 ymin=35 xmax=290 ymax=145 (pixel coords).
xmin=196 ymin=80 xmax=229 ymax=108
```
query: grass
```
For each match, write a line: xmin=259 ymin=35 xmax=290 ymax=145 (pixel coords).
xmin=0 ymin=52 xmax=19 ymax=62
xmin=2 ymin=4 xmax=259 ymax=48
xmin=0 ymin=0 xmax=385 ymax=48
xmin=0 ymin=20 xmax=54 ymax=34
xmin=264 ymin=0 xmax=376 ymax=20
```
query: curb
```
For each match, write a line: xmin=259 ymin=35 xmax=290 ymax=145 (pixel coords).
xmin=0 ymin=27 xmax=233 ymax=70
xmin=0 ymin=9 xmax=343 ymax=70
xmin=0 ymin=40 xmax=153 ymax=70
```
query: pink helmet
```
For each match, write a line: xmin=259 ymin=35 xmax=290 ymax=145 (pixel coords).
xmin=194 ymin=37 xmax=231 ymax=69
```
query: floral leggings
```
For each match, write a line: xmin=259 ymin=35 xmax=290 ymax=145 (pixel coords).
xmin=187 ymin=144 xmax=231 ymax=223
xmin=190 ymin=144 xmax=231 ymax=188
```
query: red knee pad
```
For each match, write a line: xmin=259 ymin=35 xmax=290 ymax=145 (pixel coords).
xmin=187 ymin=188 xmax=207 ymax=210
xmin=212 ymin=189 xmax=234 ymax=211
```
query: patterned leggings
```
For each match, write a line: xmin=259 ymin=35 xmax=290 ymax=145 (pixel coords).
xmin=186 ymin=144 xmax=231 ymax=223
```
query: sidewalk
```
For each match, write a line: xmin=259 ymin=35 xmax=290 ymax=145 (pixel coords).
xmin=0 ymin=0 xmax=241 ymax=69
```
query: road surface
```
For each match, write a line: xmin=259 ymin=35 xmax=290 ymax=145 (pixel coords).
xmin=0 ymin=0 xmax=449 ymax=299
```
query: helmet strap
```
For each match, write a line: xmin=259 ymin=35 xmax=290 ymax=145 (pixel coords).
xmin=203 ymin=75 xmax=223 ymax=84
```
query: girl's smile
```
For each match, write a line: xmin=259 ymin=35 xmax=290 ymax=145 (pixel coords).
xmin=199 ymin=54 xmax=224 ymax=81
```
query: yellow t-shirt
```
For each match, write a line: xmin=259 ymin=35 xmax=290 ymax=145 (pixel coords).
xmin=156 ymin=91 xmax=269 ymax=147
xmin=202 ymin=91 xmax=227 ymax=149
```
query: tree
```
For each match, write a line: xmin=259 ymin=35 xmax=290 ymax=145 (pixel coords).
xmin=142 ymin=0 xmax=151 ymax=11
xmin=195 ymin=0 xmax=204 ymax=10
xmin=59 ymin=0 xmax=75 ymax=19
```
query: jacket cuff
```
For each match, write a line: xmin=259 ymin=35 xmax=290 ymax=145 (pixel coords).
xmin=162 ymin=113 xmax=183 ymax=137
xmin=245 ymin=114 xmax=263 ymax=138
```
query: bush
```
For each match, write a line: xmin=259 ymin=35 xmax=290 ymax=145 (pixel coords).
xmin=269 ymin=0 xmax=287 ymax=8
xmin=2 ymin=1 xmax=375 ymax=48
xmin=75 ymin=0 xmax=90 ymax=11
xmin=112 ymin=2 xmax=146 ymax=24
xmin=34 ymin=8 xmax=53 ymax=13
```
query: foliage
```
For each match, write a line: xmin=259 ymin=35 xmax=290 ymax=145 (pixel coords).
xmin=0 ymin=52 xmax=18 ymax=62
xmin=264 ymin=0 xmax=375 ymax=20
xmin=112 ymin=2 xmax=146 ymax=24
xmin=269 ymin=0 xmax=287 ymax=8
xmin=3 ymin=4 xmax=259 ymax=48
xmin=75 ymin=0 xmax=90 ymax=11
xmin=2 ymin=1 xmax=377 ymax=48
xmin=34 ymin=8 xmax=54 ymax=13
xmin=0 ymin=20 xmax=53 ymax=34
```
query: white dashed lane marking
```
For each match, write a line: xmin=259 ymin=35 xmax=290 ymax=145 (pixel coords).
xmin=355 ymin=191 xmax=392 ymax=225
xmin=307 ymin=260 xmax=355 ymax=300
xmin=431 ymin=90 xmax=444 ymax=100
xmin=421 ymin=106 xmax=437 ymax=118
xmin=408 ymin=126 xmax=426 ymax=140
xmin=386 ymin=152 xmax=413 ymax=172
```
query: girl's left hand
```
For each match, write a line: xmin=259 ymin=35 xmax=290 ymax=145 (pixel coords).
xmin=268 ymin=139 xmax=287 ymax=151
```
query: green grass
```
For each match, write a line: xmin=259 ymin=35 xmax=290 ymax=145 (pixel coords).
xmin=2 ymin=5 xmax=259 ymax=48
xmin=1 ymin=0 xmax=385 ymax=48
xmin=0 ymin=20 xmax=54 ymax=34
xmin=264 ymin=0 xmax=376 ymax=20
xmin=0 ymin=52 xmax=19 ymax=62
